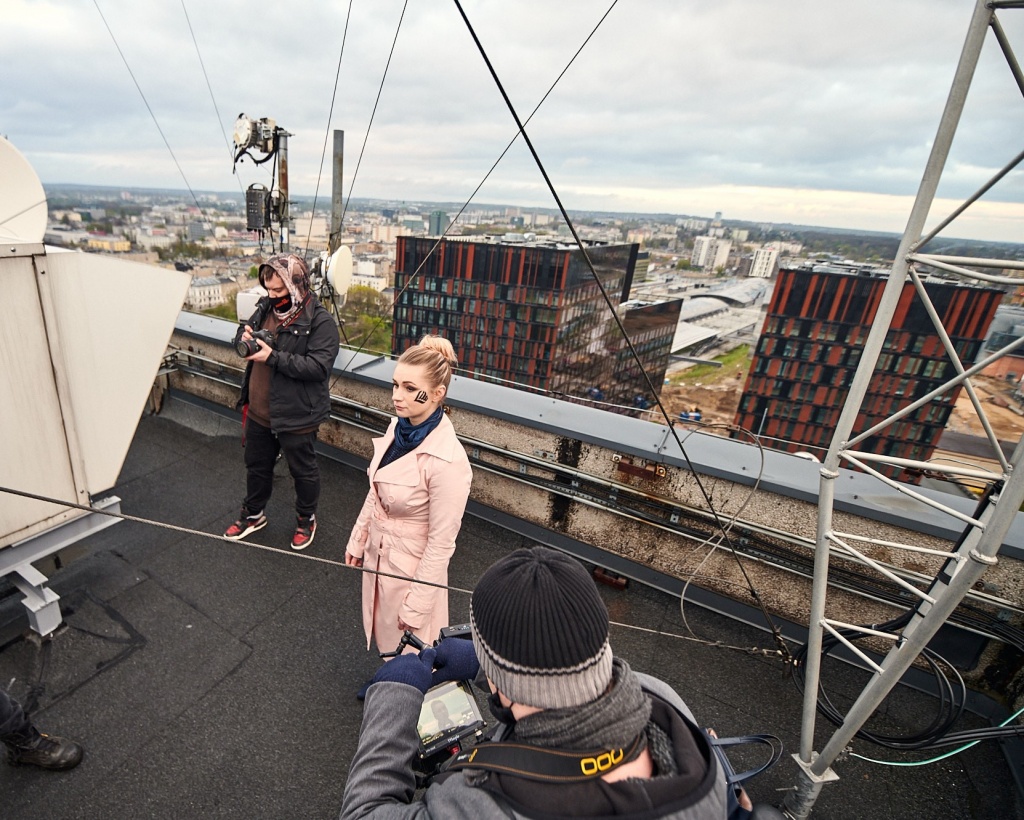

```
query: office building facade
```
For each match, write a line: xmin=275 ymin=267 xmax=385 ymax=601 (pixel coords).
xmin=393 ymin=237 xmax=652 ymax=405
xmin=616 ymin=299 xmax=684 ymax=408
xmin=734 ymin=264 xmax=1002 ymax=477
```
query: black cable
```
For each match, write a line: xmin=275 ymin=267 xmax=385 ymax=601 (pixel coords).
xmin=305 ymin=0 xmax=355 ymax=257
xmin=339 ymin=0 xmax=408 ymax=232
xmin=452 ymin=0 xmax=793 ymax=667
xmin=336 ymin=0 xmax=622 ymax=375
xmin=92 ymin=0 xmax=209 ymax=221
xmin=179 ymin=0 xmax=244 ymax=197
xmin=315 ymin=0 xmax=407 ymax=354
xmin=790 ymin=613 xmax=975 ymax=751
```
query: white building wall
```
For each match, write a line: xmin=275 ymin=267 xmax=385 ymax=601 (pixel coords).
xmin=750 ymin=247 xmax=779 ymax=279
xmin=710 ymin=240 xmax=732 ymax=271
xmin=691 ymin=236 xmax=712 ymax=267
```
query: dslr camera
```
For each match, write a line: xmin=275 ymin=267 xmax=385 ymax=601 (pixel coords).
xmin=236 ymin=327 xmax=276 ymax=358
xmin=382 ymin=625 xmax=485 ymax=785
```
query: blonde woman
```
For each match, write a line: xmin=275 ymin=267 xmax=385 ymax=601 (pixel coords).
xmin=345 ymin=336 xmax=472 ymax=657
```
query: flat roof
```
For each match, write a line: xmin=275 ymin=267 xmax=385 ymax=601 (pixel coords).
xmin=1 ymin=397 xmax=1017 ymax=817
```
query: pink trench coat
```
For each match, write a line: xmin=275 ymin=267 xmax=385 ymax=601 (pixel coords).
xmin=345 ymin=414 xmax=473 ymax=653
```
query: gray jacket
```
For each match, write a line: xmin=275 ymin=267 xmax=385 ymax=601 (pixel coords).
xmin=341 ymin=673 xmax=728 ymax=819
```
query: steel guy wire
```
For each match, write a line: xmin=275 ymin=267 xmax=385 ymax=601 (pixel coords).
xmin=0 ymin=482 xmax=780 ymax=661
xmin=453 ymin=0 xmax=792 ymax=667
xmin=92 ymin=0 xmax=210 ymax=222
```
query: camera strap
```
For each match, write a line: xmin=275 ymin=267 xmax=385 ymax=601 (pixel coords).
xmin=274 ymin=293 xmax=310 ymax=332
xmin=445 ymin=733 xmax=644 ymax=783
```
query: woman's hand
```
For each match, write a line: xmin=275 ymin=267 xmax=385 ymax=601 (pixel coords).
xmin=397 ymin=617 xmax=412 ymax=632
xmin=345 ymin=551 xmax=363 ymax=568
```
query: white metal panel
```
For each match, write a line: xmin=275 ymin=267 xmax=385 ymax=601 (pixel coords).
xmin=40 ymin=252 xmax=190 ymax=493
xmin=0 ymin=254 xmax=79 ymax=546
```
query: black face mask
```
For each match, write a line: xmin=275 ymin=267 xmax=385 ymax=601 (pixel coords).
xmin=487 ymin=691 xmax=518 ymax=726
xmin=272 ymin=293 xmax=292 ymax=312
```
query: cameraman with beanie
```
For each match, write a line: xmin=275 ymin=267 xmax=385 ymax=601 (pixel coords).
xmin=341 ymin=546 xmax=730 ymax=819
xmin=222 ymin=254 xmax=339 ymax=551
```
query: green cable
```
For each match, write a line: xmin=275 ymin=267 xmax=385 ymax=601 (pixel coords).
xmin=850 ymin=705 xmax=1024 ymax=767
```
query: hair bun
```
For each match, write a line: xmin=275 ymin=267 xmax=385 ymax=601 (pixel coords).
xmin=418 ymin=335 xmax=458 ymax=369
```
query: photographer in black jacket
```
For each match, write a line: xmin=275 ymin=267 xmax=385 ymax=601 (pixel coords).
xmin=342 ymin=547 xmax=732 ymax=819
xmin=223 ymin=254 xmax=340 ymax=550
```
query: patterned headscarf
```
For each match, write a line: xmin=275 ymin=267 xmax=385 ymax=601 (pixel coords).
xmin=258 ymin=254 xmax=311 ymax=323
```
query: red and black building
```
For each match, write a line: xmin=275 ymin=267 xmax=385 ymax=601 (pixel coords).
xmin=393 ymin=236 xmax=675 ymax=406
xmin=734 ymin=264 xmax=1003 ymax=477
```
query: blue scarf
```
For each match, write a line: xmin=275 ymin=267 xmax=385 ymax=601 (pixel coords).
xmin=379 ymin=406 xmax=444 ymax=469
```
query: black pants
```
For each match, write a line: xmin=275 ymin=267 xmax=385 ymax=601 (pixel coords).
xmin=0 ymin=689 xmax=33 ymax=742
xmin=243 ymin=418 xmax=320 ymax=519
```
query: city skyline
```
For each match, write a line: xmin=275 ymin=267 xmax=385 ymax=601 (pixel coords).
xmin=7 ymin=1 xmax=1024 ymax=243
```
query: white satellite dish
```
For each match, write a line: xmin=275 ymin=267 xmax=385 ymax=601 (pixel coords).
xmin=0 ymin=136 xmax=48 ymax=244
xmin=325 ymin=245 xmax=353 ymax=295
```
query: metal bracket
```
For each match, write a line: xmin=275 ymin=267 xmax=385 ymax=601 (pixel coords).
xmin=0 ymin=495 xmax=122 ymax=635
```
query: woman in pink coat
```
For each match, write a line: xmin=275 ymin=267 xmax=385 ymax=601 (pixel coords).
xmin=344 ymin=336 xmax=472 ymax=655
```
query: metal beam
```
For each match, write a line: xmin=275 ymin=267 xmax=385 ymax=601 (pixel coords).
xmin=787 ymin=2 xmax=999 ymax=816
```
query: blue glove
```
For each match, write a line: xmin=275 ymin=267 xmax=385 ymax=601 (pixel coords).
xmin=358 ymin=647 xmax=437 ymax=700
xmin=430 ymin=638 xmax=480 ymax=688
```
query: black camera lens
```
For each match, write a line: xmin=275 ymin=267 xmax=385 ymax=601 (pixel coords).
xmin=235 ymin=338 xmax=259 ymax=358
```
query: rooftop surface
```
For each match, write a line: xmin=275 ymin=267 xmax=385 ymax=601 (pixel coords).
xmin=0 ymin=397 xmax=1019 ymax=819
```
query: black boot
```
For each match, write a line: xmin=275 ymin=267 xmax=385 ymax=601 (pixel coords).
xmin=5 ymin=730 xmax=84 ymax=770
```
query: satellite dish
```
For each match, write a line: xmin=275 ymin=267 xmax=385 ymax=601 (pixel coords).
xmin=325 ymin=245 xmax=353 ymax=294
xmin=0 ymin=136 xmax=47 ymax=244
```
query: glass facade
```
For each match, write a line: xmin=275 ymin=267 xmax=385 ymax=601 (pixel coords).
xmin=734 ymin=268 xmax=1003 ymax=479
xmin=392 ymin=237 xmax=646 ymax=402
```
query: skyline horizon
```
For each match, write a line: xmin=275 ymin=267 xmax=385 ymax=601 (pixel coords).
xmin=41 ymin=179 xmax=1024 ymax=249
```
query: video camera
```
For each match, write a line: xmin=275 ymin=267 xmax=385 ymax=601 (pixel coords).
xmin=381 ymin=624 xmax=486 ymax=784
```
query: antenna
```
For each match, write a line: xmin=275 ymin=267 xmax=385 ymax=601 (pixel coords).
xmin=0 ymin=136 xmax=47 ymax=244
xmin=232 ymin=113 xmax=293 ymax=252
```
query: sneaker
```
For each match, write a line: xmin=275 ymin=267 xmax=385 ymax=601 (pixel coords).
xmin=223 ymin=509 xmax=267 ymax=541
xmin=5 ymin=732 xmax=84 ymax=770
xmin=291 ymin=515 xmax=316 ymax=550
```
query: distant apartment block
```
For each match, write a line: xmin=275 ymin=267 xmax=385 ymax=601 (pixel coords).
xmin=86 ymin=236 xmax=131 ymax=252
xmin=428 ymin=210 xmax=450 ymax=236
xmin=186 ymin=221 xmax=213 ymax=242
xmin=632 ymin=251 xmax=651 ymax=284
xmin=691 ymin=236 xmax=731 ymax=273
xmin=734 ymin=263 xmax=1002 ymax=478
xmin=393 ymin=237 xmax=660 ymax=406
xmin=773 ymin=241 xmax=804 ymax=255
xmin=372 ymin=224 xmax=403 ymax=243
xmin=293 ymin=216 xmax=329 ymax=252
xmin=750 ymin=247 xmax=779 ymax=279
xmin=352 ymin=258 xmax=389 ymax=292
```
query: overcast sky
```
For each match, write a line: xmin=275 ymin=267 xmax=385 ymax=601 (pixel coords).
xmin=6 ymin=0 xmax=1024 ymax=241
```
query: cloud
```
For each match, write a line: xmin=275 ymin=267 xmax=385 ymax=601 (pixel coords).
xmin=4 ymin=0 xmax=1024 ymax=240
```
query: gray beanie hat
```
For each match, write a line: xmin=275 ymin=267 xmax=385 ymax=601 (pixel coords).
xmin=470 ymin=547 xmax=613 ymax=710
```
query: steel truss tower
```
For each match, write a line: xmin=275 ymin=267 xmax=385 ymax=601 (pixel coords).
xmin=785 ymin=1 xmax=1024 ymax=816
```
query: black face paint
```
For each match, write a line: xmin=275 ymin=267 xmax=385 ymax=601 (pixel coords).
xmin=414 ymin=390 xmax=429 ymax=404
